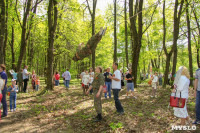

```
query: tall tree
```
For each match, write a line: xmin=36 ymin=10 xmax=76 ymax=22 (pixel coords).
xmin=124 ymin=0 xmax=129 ymax=68
xmin=114 ymin=0 xmax=117 ymax=63
xmin=129 ymin=0 xmax=158 ymax=86
xmin=3 ymin=0 xmax=8 ymax=64
xmin=0 ymin=0 xmax=6 ymax=64
xmin=186 ymin=0 xmax=193 ymax=85
xmin=163 ymin=0 xmax=184 ymax=86
xmin=46 ymin=0 xmax=58 ymax=90
xmin=171 ymin=0 xmax=184 ymax=81
xmin=86 ymin=0 xmax=97 ymax=70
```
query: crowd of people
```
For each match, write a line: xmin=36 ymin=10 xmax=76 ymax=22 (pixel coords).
xmin=0 ymin=62 xmax=200 ymax=126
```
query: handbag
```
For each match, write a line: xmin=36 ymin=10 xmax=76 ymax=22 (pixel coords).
xmin=103 ymin=85 xmax=107 ymax=93
xmin=170 ymin=89 xmax=186 ymax=108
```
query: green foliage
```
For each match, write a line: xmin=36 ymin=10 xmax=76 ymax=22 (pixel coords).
xmin=109 ymin=122 xmax=123 ymax=130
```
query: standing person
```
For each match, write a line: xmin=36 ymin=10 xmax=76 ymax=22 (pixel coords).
xmin=89 ymin=68 xmax=94 ymax=94
xmin=158 ymin=72 xmax=163 ymax=86
xmin=35 ymin=76 xmax=40 ymax=91
xmin=17 ymin=69 xmax=23 ymax=92
xmin=80 ymin=70 xmax=86 ymax=80
xmin=120 ymin=70 xmax=125 ymax=88
xmin=151 ymin=72 xmax=158 ymax=97
xmin=125 ymin=69 xmax=134 ymax=98
xmin=86 ymin=66 xmax=105 ymax=122
xmin=31 ymin=70 xmax=36 ymax=90
xmin=193 ymin=62 xmax=200 ymax=125
xmin=104 ymin=67 xmax=112 ymax=99
xmin=54 ymin=71 xmax=60 ymax=86
xmin=168 ymin=72 xmax=172 ymax=85
xmin=62 ymin=68 xmax=71 ymax=90
xmin=89 ymin=74 xmax=94 ymax=95
xmin=8 ymin=79 xmax=18 ymax=112
xmin=23 ymin=66 xmax=30 ymax=93
xmin=82 ymin=70 xmax=90 ymax=95
xmin=0 ymin=64 xmax=8 ymax=118
xmin=109 ymin=63 xmax=124 ymax=115
xmin=10 ymin=70 xmax=18 ymax=85
xmin=172 ymin=67 xmax=191 ymax=125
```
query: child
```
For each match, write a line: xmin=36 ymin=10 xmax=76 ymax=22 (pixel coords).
xmin=35 ymin=76 xmax=40 ymax=91
xmin=82 ymin=71 xmax=90 ymax=95
xmin=54 ymin=71 xmax=60 ymax=86
xmin=151 ymin=72 xmax=158 ymax=97
xmin=89 ymin=74 xmax=94 ymax=95
xmin=8 ymin=79 xmax=18 ymax=112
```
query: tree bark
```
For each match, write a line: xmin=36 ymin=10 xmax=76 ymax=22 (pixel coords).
xmin=46 ymin=0 xmax=58 ymax=90
xmin=3 ymin=0 xmax=8 ymax=64
xmin=10 ymin=21 xmax=16 ymax=71
xmin=0 ymin=0 xmax=6 ymax=64
xmin=186 ymin=0 xmax=193 ymax=85
xmin=114 ymin=0 xmax=117 ymax=63
xmin=125 ymin=0 xmax=129 ymax=68
xmin=171 ymin=0 xmax=184 ymax=79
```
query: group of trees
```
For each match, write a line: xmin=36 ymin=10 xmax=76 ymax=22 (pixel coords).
xmin=0 ymin=0 xmax=200 ymax=89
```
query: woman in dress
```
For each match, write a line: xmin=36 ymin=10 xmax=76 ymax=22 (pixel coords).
xmin=172 ymin=66 xmax=192 ymax=125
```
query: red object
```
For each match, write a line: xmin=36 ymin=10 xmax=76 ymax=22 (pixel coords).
xmin=36 ymin=80 xmax=40 ymax=85
xmin=0 ymin=93 xmax=2 ymax=121
xmin=82 ymin=83 xmax=84 ymax=87
xmin=148 ymin=80 xmax=152 ymax=85
xmin=170 ymin=92 xmax=186 ymax=108
xmin=103 ymin=85 xmax=107 ymax=93
xmin=55 ymin=74 xmax=60 ymax=80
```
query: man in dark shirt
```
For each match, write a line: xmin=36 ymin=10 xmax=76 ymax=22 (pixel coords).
xmin=0 ymin=64 xmax=8 ymax=117
xmin=125 ymin=69 xmax=134 ymax=98
xmin=104 ymin=67 xmax=112 ymax=98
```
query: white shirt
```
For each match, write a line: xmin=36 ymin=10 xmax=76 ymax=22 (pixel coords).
xmin=23 ymin=69 xmax=29 ymax=80
xmin=112 ymin=70 xmax=121 ymax=89
xmin=62 ymin=71 xmax=71 ymax=80
xmin=175 ymin=75 xmax=190 ymax=99
xmin=152 ymin=75 xmax=158 ymax=83
xmin=80 ymin=72 xmax=86 ymax=79
xmin=82 ymin=75 xmax=90 ymax=85
xmin=89 ymin=76 xmax=94 ymax=84
xmin=89 ymin=72 xmax=94 ymax=77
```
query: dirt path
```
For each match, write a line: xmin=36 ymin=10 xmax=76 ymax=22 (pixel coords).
xmin=0 ymin=84 xmax=199 ymax=133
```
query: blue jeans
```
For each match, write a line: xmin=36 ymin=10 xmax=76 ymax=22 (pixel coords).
xmin=35 ymin=85 xmax=39 ymax=91
xmin=112 ymin=89 xmax=124 ymax=113
xmin=105 ymin=82 xmax=112 ymax=98
xmin=196 ymin=91 xmax=200 ymax=121
xmin=55 ymin=80 xmax=59 ymax=86
xmin=10 ymin=94 xmax=17 ymax=110
xmin=65 ymin=80 xmax=70 ymax=88
xmin=1 ymin=86 xmax=7 ymax=116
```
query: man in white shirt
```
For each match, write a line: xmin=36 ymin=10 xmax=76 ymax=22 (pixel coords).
xmin=23 ymin=66 xmax=30 ymax=93
xmin=151 ymin=72 xmax=158 ymax=97
xmin=109 ymin=63 xmax=124 ymax=115
xmin=62 ymin=68 xmax=71 ymax=90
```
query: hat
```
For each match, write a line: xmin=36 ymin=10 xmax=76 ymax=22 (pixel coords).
xmin=11 ymin=79 xmax=16 ymax=82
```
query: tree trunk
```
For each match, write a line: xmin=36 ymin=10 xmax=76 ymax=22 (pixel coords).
xmin=3 ymin=0 xmax=8 ymax=64
xmin=16 ymin=0 xmax=32 ymax=71
xmin=0 ymin=0 xmax=6 ymax=64
xmin=186 ymin=0 xmax=193 ymax=85
xmin=125 ymin=0 xmax=129 ymax=68
xmin=46 ymin=0 xmax=58 ymax=90
xmin=11 ymin=22 xmax=16 ymax=71
xmin=171 ymin=0 xmax=184 ymax=79
xmin=129 ymin=0 xmax=143 ymax=87
xmin=114 ymin=0 xmax=117 ymax=63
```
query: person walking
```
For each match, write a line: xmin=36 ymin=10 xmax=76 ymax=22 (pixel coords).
xmin=151 ymin=72 xmax=158 ymax=97
xmin=193 ymin=62 xmax=200 ymax=125
xmin=54 ymin=71 xmax=60 ymax=86
xmin=62 ymin=68 xmax=71 ymax=90
xmin=0 ymin=64 xmax=8 ymax=118
xmin=86 ymin=66 xmax=104 ymax=122
xmin=104 ymin=67 xmax=112 ymax=99
xmin=109 ymin=63 xmax=124 ymax=115
xmin=17 ymin=69 xmax=23 ymax=92
xmin=23 ymin=66 xmax=30 ymax=93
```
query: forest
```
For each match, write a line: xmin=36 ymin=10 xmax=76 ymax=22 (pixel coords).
xmin=0 ymin=0 xmax=200 ymax=132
